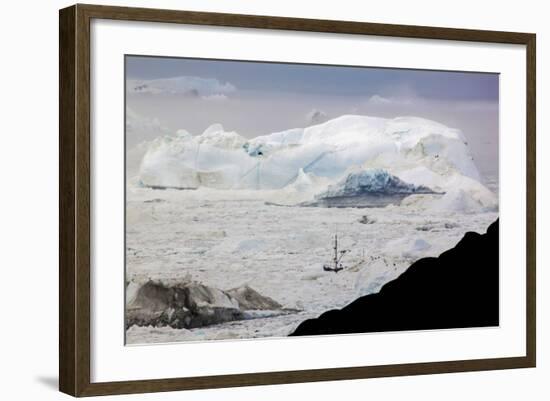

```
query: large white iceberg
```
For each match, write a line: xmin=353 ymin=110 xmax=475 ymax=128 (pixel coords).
xmin=134 ymin=115 xmax=497 ymax=212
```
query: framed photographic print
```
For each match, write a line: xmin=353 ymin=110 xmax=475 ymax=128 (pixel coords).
xmin=59 ymin=4 xmax=536 ymax=397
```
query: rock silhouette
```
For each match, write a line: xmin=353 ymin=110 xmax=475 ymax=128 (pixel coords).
xmin=291 ymin=219 xmax=499 ymax=336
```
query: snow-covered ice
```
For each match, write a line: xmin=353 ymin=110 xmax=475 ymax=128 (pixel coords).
xmin=125 ymin=187 xmax=497 ymax=344
xmin=135 ymin=115 xmax=497 ymax=212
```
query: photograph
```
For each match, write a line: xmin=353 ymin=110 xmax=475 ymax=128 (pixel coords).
xmin=124 ymin=56 xmax=500 ymax=344
xmin=0 ymin=0 xmax=543 ymax=399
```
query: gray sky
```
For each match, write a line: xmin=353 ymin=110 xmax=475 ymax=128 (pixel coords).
xmin=125 ymin=55 xmax=499 ymax=182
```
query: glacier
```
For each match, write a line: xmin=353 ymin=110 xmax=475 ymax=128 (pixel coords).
xmin=133 ymin=114 xmax=497 ymax=212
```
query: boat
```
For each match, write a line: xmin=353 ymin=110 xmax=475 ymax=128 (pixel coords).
xmin=323 ymin=234 xmax=349 ymax=273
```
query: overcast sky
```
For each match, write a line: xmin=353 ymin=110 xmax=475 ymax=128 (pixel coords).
xmin=125 ymin=55 xmax=499 ymax=181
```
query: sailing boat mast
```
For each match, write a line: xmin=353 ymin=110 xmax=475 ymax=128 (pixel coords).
xmin=334 ymin=234 xmax=338 ymax=264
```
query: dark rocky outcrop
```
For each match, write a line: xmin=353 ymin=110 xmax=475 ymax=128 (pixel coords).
xmin=291 ymin=219 xmax=499 ymax=336
xmin=126 ymin=281 xmax=285 ymax=330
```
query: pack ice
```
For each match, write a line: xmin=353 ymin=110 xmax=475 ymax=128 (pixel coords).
xmin=135 ymin=115 xmax=497 ymax=212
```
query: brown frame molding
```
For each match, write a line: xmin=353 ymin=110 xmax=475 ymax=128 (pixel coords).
xmin=59 ymin=3 xmax=536 ymax=397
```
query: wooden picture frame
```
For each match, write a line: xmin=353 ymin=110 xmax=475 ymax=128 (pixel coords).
xmin=59 ymin=3 xmax=536 ymax=397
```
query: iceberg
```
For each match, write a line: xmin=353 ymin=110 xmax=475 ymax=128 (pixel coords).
xmin=127 ymin=76 xmax=236 ymax=97
xmin=317 ymin=168 xmax=437 ymax=198
xmin=134 ymin=115 xmax=497 ymax=212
